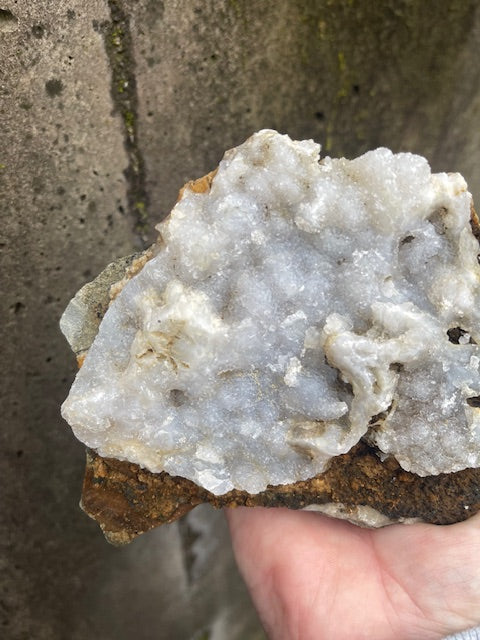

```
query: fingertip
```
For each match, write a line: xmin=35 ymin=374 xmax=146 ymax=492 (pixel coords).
xmin=223 ymin=505 xmax=244 ymax=537
xmin=224 ymin=505 xmax=274 ymax=533
xmin=224 ymin=505 xmax=296 ymax=550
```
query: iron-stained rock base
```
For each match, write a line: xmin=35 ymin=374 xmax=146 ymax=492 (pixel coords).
xmin=82 ymin=444 xmax=480 ymax=545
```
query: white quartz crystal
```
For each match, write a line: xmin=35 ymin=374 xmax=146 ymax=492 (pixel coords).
xmin=302 ymin=503 xmax=421 ymax=528
xmin=61 ymin=130 xmax=480 ymax=495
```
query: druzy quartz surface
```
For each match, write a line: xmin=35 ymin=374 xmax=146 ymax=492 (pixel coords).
xmin=61 ymin=130 xmax=480 ymax=495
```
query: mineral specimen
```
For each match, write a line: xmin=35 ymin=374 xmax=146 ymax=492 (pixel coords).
xmin=62 ymin=130 xmax=480 ymax=499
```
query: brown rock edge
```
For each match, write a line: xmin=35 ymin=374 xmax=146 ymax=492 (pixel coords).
xmin=82 ymin=443 xmax=480 ymax=545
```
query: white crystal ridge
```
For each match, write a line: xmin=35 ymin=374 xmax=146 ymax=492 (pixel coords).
xmin=61 ymin=130 xmax=480 ymax=495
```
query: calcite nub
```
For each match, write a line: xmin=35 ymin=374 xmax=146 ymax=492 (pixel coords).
xmin=62 ymin=130 xmax=480 ymax=495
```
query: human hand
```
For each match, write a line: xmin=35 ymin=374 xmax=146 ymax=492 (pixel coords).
xmin=226 ymin=506 xmax=480 ymax=640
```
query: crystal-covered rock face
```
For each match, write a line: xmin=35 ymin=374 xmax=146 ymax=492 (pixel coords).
xmin=61 ymin=130 xmax=480 ymax=495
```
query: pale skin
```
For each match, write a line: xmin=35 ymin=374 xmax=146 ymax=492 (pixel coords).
xmin=226 ymin=507 xmax=480 ymax=640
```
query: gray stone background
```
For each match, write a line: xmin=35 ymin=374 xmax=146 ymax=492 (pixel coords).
xmin=2 ymin=1 xmax=480 ymax=639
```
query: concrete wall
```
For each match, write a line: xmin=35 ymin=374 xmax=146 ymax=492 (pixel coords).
xmin=2 ymin=1 xmax=480 ymax=638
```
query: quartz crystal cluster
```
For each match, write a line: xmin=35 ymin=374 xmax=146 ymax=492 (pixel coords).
xmin=61 ymin=130 xmax=480 ymax=495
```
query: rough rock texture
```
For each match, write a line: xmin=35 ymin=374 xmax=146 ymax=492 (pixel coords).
xmin=4 ymin=1 xmax=480 ymax=639
xmin=62 ymin=130 xmax=480 ymax=497
xmin=82 ymin=444 xmax=480 ymax=545
xmin=62 ymin=155 xmax=480 ymax=544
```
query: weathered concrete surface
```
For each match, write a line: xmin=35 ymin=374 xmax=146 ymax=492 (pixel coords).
xmin=2 ymin=1 xmax=480 ymax=639
xmin=131 ymin=0 xmax=480 ymax=238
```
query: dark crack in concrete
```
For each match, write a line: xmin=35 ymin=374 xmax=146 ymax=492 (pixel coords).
xmin=98 ymin=0 xmax=150 ymax=246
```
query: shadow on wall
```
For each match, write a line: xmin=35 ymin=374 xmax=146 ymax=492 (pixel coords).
xmin=1 ymin=1 xmax=480 ymax=638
